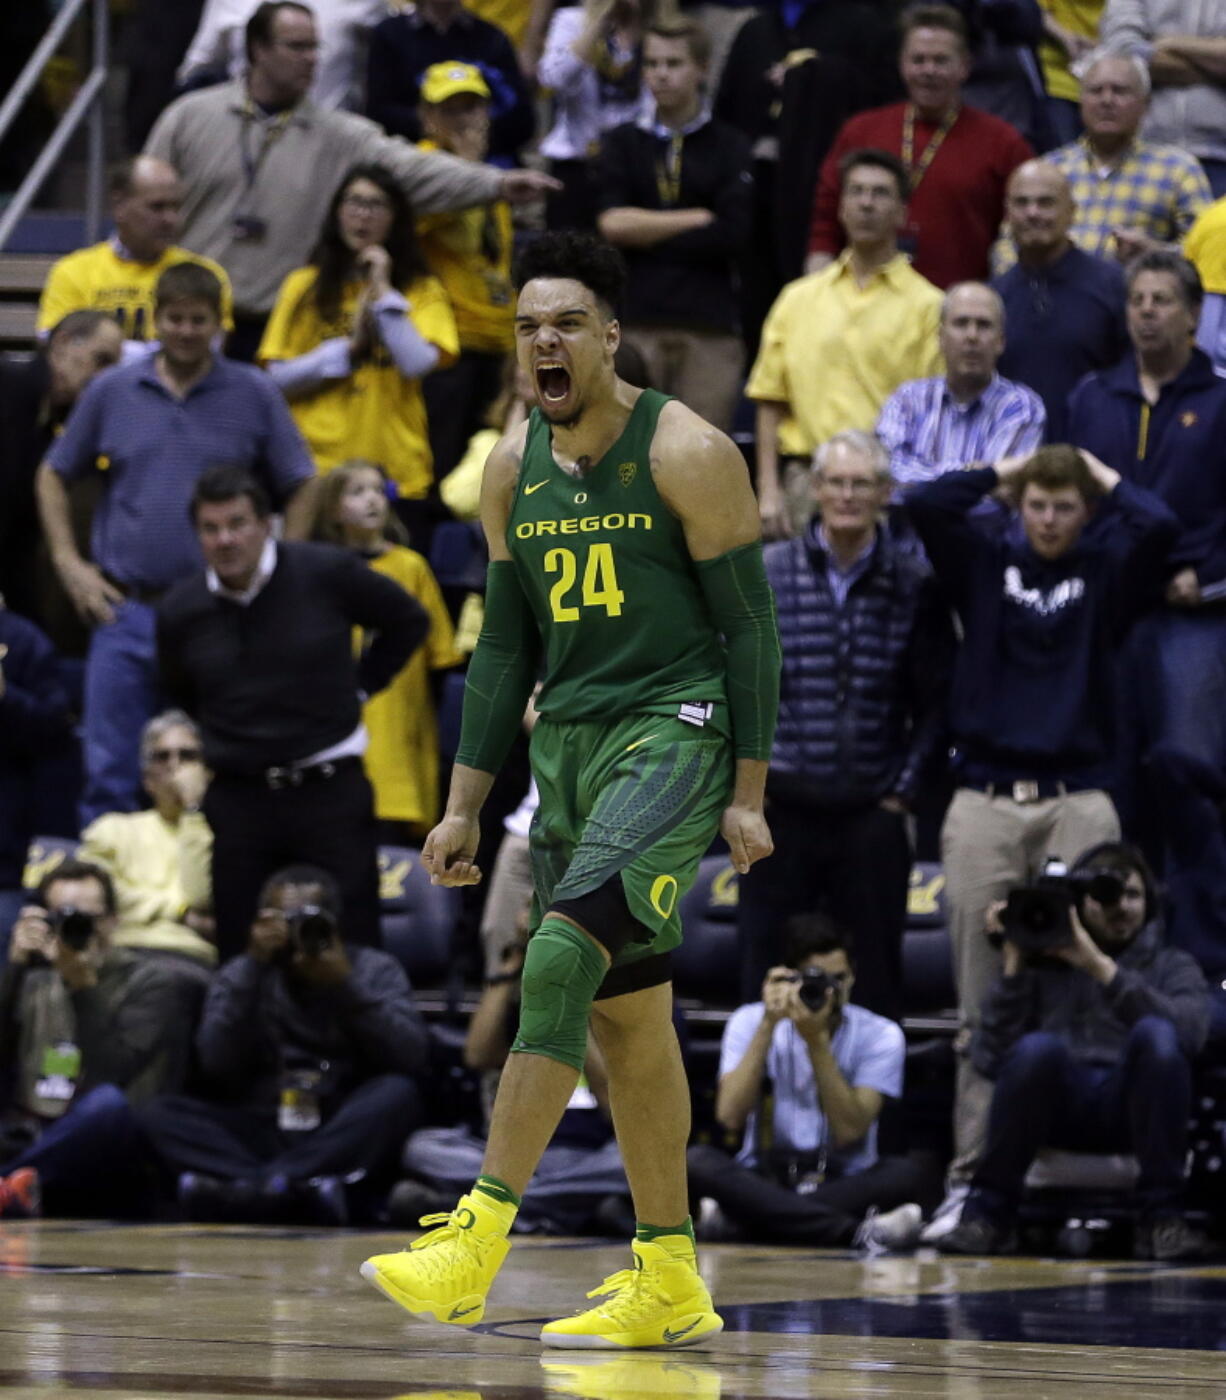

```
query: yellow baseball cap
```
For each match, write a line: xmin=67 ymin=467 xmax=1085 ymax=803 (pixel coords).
xmin=420 ymin=61 xmax=492 ymax=105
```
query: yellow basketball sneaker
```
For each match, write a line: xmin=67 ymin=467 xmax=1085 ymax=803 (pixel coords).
xmin=360 ymin=1192 xmax=512 ymax=1326
xmin=540 ymin=1237 xmax=723 ymax=1350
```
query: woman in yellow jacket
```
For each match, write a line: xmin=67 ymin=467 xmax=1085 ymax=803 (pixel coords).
xmin=313 ymin=461 xmax=462 ymax=838
xmin=259 ymin=162 xmax=459 ymax=549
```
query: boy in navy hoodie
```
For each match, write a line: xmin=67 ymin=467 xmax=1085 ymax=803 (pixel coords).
xmin=905 ymin=444 xmax=1178 ymax=1239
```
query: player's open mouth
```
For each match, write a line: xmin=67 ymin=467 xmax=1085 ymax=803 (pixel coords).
xmin=536 ymin=361 xmax=571 ymax=404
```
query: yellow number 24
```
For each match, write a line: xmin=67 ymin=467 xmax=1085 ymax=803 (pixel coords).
xmin=545 ymin=544 xmax=625 ymax=622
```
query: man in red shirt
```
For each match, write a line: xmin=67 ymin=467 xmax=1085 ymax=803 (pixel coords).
xmin=805 ymin=4 xmax=1032 ymax=289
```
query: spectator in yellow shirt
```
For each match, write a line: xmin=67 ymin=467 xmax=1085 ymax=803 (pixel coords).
xmin=78 ymin=710 xmax=216 ymax=968
xmin=1185 ymin=195 xmax=1226 ymax=371
xmin=37 ymin=156 xmax=234 ymax=354
xmin=416 ymin=62 xmax=516 ymax=483
xmin=313 ymin=461 xmax=463 ymax=838
xmin=258 ymin=163 xmax=460 ymax=551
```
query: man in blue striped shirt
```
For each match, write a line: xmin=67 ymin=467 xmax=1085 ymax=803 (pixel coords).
xmin=876 ymin=282 xmax=1045 ymax=490
xmin=35 ymin=263 xmax=316 ymax=828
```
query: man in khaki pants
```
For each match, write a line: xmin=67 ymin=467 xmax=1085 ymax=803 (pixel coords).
xmin=905 ymin=444 xmax=1180 ymax=1238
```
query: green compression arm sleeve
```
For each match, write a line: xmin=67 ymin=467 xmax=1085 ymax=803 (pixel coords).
xmin=695 ymin=540 xmax=781 ymax=762
xmin=455 ymin=560 xmax=541 ymax=774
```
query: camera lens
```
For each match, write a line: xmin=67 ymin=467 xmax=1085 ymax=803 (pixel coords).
xmin=53 ymin=907 xmax=96 ymax=950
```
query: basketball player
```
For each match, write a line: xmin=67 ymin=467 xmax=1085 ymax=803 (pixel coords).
xmin=362 ymin=231 xmax=780 ymax=1349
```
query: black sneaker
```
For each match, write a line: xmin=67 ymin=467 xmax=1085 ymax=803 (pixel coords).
xmin=386 ymin=1178 xmax=451 ymax=1227
xmin=1135 ymin=1215 xmax=1217 ymax=1262
xmin=936 ymin=1215 xmax=1016 ymax=1256
xmin=177 ymin=1171 xmax=260 ymax=1223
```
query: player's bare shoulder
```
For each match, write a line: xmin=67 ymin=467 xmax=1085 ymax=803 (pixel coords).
xmin=649 ymin=399 xmax=759 ymax=553
xmin=480 ymin=418 xmax=531 ymax=561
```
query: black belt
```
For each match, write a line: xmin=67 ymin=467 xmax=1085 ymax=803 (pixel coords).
xmin=961 ymin=777 xmax=1089 ymax=804
xmin=229 ymin=755 xmax=362 ymax=791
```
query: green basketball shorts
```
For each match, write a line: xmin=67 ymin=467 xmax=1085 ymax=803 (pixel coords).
xmin=526 ymin=707 xmax=734 ymax=990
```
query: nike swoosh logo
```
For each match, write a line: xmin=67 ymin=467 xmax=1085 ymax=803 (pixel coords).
xmin=448 ymin=1303 xmax=481 ymax=1320
xmin=624 ymin=733 xmax=660 ymax=753
xmin=662 ymin=1319 xmax=702 ymax=1342
xmin=524 ymin=479 xmax=549 ymax=495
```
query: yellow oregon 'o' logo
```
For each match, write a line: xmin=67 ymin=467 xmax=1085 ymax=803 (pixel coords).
xmin=650 ymin=874 xmax=679 ymax=919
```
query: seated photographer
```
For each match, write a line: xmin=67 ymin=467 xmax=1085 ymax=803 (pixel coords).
xmin=79 ymin=710 xmax=216 ymax=969
xmin=139 ymin=865 xmax=427 ymax=1225
xmin=687 ymin=916 xmax=934 ymax=1251
xmin=390 ymin=898 xmax=632 ymax=1236
xmin=0 ymin=860 xmax=196 ymax=1219
xmin=939 ymin=842 xmax=1212 ymax=1262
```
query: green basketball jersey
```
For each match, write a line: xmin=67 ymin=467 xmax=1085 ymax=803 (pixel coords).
xmin=508 ymin=388 xmax=728 ymax=721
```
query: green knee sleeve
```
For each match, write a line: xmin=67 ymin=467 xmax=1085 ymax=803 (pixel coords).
xmin=511 ymin=916 xmax=608 ymax=1071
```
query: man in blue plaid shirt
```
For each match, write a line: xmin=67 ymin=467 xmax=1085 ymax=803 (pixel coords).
xmin=993 ymin=49 xmax=1210 ymax=274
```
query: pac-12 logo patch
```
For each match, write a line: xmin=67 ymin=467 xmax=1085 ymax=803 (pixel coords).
xmin=618 ymin=461 xmax=637 ymax=487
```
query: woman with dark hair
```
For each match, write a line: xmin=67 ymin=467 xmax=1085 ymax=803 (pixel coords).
xmin=259 ymin=163 xmax=459 ymax=542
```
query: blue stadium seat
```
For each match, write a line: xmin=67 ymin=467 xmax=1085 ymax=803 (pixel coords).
xmin=429 ymin=520 xmax=488 ymax=593
xmin=903 ymin=861 xmax=956 ymax=1015
xmin=378 ymin=846 xmax=461 ymax=988
xmin=22 ymin=835 xmax=82 ymax=891
xmin=674 ymin=854 xmax=740 ymax=1005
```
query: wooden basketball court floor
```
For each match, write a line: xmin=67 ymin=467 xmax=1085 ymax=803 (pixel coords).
xmin=3 ymin=1221 xmax=1226 ymax=1399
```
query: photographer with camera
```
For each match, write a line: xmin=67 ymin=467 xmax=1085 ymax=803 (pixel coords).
xmin=906 ymin=443 xmax=1181 ymax=1240
xmin=938 ymin=842 xmax=1212 ymax=1261
xmin=139 ymin=864 xmax=428 ymax=1224
xmin=686 ymin=915 xmax=933 ymax=1250
xmin=0 ymin=860 xmax=196 ymax=1218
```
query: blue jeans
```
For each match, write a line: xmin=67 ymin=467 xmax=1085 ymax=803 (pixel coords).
xmin=970 ymin=1019 xmax=1193 ymax=1221
xmin=81 ymin=600 xmax=162 ymax=827
xmin=3 ymin=1084 xmax=151 ymax=1217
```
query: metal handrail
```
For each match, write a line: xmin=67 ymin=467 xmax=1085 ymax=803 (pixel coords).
xmin=0 ymin=0 xmax=108 ymax=251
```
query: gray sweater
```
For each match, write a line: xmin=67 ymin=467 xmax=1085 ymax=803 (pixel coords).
xmin=972 ymin=921 xmax=1210 ymax=1078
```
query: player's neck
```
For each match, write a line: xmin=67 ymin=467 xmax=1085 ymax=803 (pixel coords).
xmin=548 ymin=378 xmax=638 ymax=475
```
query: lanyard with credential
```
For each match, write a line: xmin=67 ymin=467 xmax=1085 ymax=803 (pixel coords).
xmin=239 ymin=99 xmax=294 ymax=195
xmin=654 ymin=133 xmax=684 ymax=207
xmin=900 ymin=102 xmax=958 ymax=193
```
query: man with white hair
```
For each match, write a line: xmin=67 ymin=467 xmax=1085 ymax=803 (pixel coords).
xmin=1101 ymin=0 xmax=1226 ymax=197
xmin=737 ymin=430 xmax=955 ymax=1021
xmin=994 ymin=48 xmax=1211 ymax=274
xmin=876 ymin=281 xmax=1045 ymax=488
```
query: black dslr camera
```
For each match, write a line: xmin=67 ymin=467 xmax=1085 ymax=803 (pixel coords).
xmin=48 ymin=906 xmax=96 ymax=951
xmin=798 ymin=967 xmax=835 ymax=1010
xmin=1001 ymin=858 xmax=1126 ymax=953
xmin=287 ymin=904 xmax=338 ymax=956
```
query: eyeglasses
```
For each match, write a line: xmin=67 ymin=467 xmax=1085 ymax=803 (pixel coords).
xmin=340 ymin=194 xmax=393 ymax=215
xmin=149 ymin=747 xmax=203 ymax=764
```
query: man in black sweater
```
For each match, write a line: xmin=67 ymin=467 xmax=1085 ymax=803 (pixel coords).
xmin=596 ymin=18 xmax=752 ymax=431
xmin=156 ymin=466 xmax=428 ymax=957
xmin=905 ymin=444 xmax=1179 ymax=1240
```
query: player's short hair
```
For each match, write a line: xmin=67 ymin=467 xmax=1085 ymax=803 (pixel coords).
xmin=839 ymin=147 xmax=909 ymax=204
xmin=1125 ymin=249 xmax=1203 ymax=315
xmin=40 ymin=859 xmax=117 ymax=917
xmin=513 ymin=231 xmax=627 ymax=320
xmin=900 ymin=3 xmax=969 ymax=51
xmin=646 ymin=18 xmax=712 ymax=68
xmin=784 ymin=912 xmax=856 ymax=970
xmin=189 ymin=465 xmax=272 ymax=523
xmin=246 ymin=1 xmax=315 ymax=63
xmin=1012 ymin=444 xmax=1105 ymax=506
xmin=154 ymin=262 xmax=223 ymax=317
